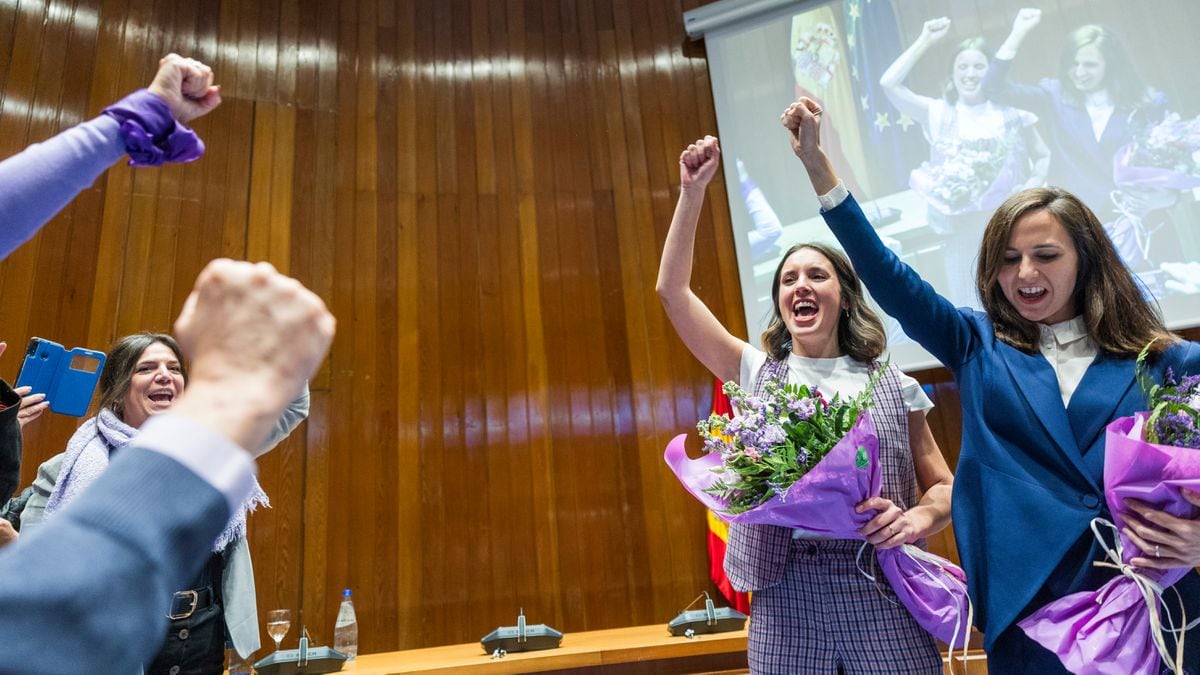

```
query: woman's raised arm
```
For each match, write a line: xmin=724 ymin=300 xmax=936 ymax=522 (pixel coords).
xmin=655 ymin=136 xmax=745 ymax=383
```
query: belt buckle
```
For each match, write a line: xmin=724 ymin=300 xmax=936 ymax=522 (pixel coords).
xmin=168 ymin=589 xmax=199 ymax=620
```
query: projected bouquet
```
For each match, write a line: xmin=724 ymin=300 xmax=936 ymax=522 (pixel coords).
xmin=664 ymin=375 xmax=972 ymax=651
xmin=1020 ymin=345 xmax=1200 ymax=675
xmin=1114 ymin=112 xmax=1200 ymax=190
xmin=910 ymin=135 xmax=1017 ymax=217
xmin=1104 ymin=113 xmax=1200 ymax=277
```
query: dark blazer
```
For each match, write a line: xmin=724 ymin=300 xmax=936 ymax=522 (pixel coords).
xmin=0 ymin=380 xmax=21 ymax=502
xmin=0 ymin=446 xmax=230 ymax=672
xmin=822 ymin=194 xmax=1200 ymax=650
xmin=982 ymin=57 xmax=1165 ymax=213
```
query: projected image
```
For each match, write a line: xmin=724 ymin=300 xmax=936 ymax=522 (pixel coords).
xmin=707 ymin=1 xmax=1200 ymax=370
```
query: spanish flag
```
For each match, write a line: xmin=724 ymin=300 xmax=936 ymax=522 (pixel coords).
xmin=707 ymin=379 xmax=751 ymax=614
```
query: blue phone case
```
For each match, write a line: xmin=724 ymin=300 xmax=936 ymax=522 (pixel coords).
xmin=15 ymin=338 xmax=106 ymax=417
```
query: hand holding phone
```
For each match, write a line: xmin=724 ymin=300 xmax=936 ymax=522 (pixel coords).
xmin=15 ymin=338 xmax=106 ymax=417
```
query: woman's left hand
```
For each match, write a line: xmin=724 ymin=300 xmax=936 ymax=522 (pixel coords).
xmin=856 ymin=497 xmax=911 ymax=550
xmin=1123 ymin=490 xmax=1200 ymax=569
xmin=13 ymin=386 xmax=48 ymax=428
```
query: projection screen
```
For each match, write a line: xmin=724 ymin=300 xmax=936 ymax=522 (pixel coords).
xmin=693 ymin=0 xmax=1200 ymax=371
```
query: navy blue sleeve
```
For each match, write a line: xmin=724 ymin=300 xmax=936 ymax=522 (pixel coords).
xmin=821 ymin=194 xmax=980 ymax=370
xmin=0 ymin=447 xmax=230 ymax=672
xmin=981 ymin=57 xmax=1054 ymax=119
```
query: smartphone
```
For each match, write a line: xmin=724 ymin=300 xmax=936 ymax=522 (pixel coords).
xmin=14 ymin=338 xmax=106 ymax=417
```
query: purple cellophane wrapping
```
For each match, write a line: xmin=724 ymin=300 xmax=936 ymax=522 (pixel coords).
xmin=1113 ymin=143 xmax=1200 ymax=191
xmin=1019 ymin=414 xmax=1200 ymax=675
xmin=664 ymin=412 xmax=970 ymax=647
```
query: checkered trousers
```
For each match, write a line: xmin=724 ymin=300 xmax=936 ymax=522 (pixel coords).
xmin=748 ymin=538 xmax=942 ymax=674
xmin=730 ymin=359 xmax=941 ymax=674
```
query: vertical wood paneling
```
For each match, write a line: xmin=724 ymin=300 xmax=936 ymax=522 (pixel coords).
xmin=0 ymin=0 xmax=1008 ymax=657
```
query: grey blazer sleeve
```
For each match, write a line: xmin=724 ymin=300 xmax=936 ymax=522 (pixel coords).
xmin=257 ymin=383 xmax=310 ymax=456
xmin=0 ymin=447 xmax=231 ymax=673
xmin=16 ymin=453 xmax=65 ymax=533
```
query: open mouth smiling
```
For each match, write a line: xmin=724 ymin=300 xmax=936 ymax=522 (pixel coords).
xmin=1017 ymin=286 xmax=1047 ymax=301
xmin=793 ymin=299 xmax=818 ymax=319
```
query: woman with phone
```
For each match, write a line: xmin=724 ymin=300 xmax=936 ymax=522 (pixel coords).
xmin=22 ymin=332 xmax=308 ymax=673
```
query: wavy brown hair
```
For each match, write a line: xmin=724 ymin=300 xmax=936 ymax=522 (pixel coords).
xmin=761 ymin=243 xmax=887 ymax=362
xmin=975 ymin=187 xmax=1176 ymax=356
xmin=96 ymin=332 xmax=188 ymax=422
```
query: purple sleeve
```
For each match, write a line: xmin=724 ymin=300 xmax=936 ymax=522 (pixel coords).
xmin=0 ymin=115 xmax=124 ymax=260
xmin=101 ymin=89 xmax=204 ymax=167
xmin=0 ymin=89 xmax=203 ymax=262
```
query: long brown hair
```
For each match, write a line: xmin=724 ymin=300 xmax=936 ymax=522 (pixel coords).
xmin=96 ymin=332 xmax=188 ymax=421
xmin=1058 ymin=25 xmax=1150 ymax=109
xmin=975 ymin=187 xmax=1176 ymax=355
xmin=761 ymin=243 xmax=886 ymax=362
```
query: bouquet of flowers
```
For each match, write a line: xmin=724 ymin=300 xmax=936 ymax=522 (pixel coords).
xmin=909 ymin=135 xmax=1018 ymax=217
xmin=697 ymin=379 xmax=873 ymax=515
xmin=1114 ymin=112 xmax=1200 ymax=190
xmin=664 ymin=374 xmax=972 ymax=651
xmin=1019 ymin=344 xmax=1200 ymax=675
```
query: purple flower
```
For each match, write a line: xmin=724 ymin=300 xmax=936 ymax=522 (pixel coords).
xmin=760 ymin=425 xmax=786 ymax=446
xmin=1154 ymin=410 xmax=1200 ymax=449
xmin=767 ymin=481 xmax=788 ymax=501
xmin=788 ymin=397 xmax=817 ymax=420
xmin=738 ymin=429 xmax=760 ymax=449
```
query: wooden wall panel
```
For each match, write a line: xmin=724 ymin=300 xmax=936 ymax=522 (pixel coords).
xmin=12 ymin=0 xmax=1172 ymax=659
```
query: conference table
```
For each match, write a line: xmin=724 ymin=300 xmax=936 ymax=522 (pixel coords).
xmin=338 ymin=623 xmax=987 ymax=674
xmin=342 ymin=624 xmax=748 ymax=674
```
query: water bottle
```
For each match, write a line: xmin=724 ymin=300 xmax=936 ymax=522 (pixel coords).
xmin=333 ymin=588 xmax=358 ymax=660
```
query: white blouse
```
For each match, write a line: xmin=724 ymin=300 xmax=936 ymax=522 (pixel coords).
xmin=739 ymin=345 xmax=933 ymax=413
xmin=1038 ymin=316 xmax=1098 ymax=407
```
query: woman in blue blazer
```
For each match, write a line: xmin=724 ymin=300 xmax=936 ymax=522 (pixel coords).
xmin=983 ymin=9 xmax=1167 ymax=217
xmin=779 ymin=97 xmax=1200 ymax=672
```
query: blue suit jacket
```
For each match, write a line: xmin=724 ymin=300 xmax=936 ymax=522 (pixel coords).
xmin=823 ymin=194 xmax=1200 ymax=649
xmin=0 ymin=447 xmax=230 ymax=673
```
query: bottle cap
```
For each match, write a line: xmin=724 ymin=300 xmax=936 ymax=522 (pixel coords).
xmin=343 ymin=588 xmax=352 ymax=598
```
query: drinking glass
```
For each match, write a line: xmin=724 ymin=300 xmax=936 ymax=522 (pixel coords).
xmin=267 ymin=609 xmax=292 ymax=651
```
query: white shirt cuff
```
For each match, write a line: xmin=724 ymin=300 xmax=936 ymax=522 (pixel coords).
xmin=134 ymin=414 xmax=257 ymax=515
xmin=817 ymin=182 xmax=850 ymax=212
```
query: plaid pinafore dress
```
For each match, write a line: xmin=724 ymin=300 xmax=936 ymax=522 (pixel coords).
xmin=725 ymin=358 xmax=942 ymax=674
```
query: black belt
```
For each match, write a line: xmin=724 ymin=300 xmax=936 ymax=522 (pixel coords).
xmin=167 ymin=586 xmax=215 ymax=620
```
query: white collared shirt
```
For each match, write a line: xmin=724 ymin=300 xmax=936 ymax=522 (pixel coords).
xmin=1084 ymin=90 xmax=1114 ymax=142
xmin=1039 ymin=316 xmax=1098 ymax=407
xmin=817 ymin=182 xmax=851 ymax=212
